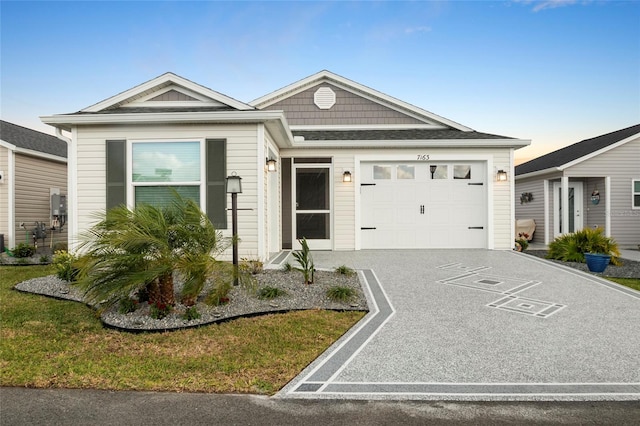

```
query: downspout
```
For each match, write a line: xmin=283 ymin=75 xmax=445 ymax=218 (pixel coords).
xmin=54 ymin=128 xmax=76 ymax=251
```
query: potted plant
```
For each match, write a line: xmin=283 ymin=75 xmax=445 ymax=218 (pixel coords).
xmin=584 ymin=252 xmax=611 ymax=273
xmin=514 ymin=233 xmax=529 ymax=252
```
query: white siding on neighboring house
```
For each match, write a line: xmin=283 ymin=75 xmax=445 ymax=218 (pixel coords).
xmin=74 ymin=124 xmax=261 ymax=258
xmin=565 ymin=137 xmax=640 ymax=247
xmin=14 ymin=153 xmax=67 ymax=249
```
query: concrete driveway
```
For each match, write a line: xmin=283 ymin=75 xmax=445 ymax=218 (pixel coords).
xmin=273 ymin=250 xmax=640 ymax=401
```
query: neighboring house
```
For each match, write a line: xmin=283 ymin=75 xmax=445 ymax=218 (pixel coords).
xmin=0 ymin=120 xmax=68 ymax=251
xmin=515 ymin=124 xmax=640 ymax=248
xmin=41 ymin=71 xmax=529 ymax=259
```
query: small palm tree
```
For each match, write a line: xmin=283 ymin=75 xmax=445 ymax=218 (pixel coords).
xmin=75 ymin=194 xmax=232 ymax=308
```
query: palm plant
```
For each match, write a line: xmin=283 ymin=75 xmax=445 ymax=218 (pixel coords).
xmin=292 ymin=237 xmax=315 ymax=284
xmin=75 ymin=194 xmax=232 ymax=308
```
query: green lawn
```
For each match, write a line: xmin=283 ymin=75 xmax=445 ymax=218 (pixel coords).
xmin=607 ymin=277 xmax=640 ymax=292
xmin=0 ymin=266 xmax=364 ymax=394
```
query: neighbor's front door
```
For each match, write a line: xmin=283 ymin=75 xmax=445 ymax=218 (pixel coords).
xmin=293 ymin=165 xmax=332 ymax=250
xmin=553 ymin=181 xmax=584 ymax=236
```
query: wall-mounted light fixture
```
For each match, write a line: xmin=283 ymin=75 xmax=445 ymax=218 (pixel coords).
xmin=497 ymin=170 xmax=508 ymax=182
xmin=266 ymin=158 xmax=277 ymax=172
xmin=342 ymin=171 xmax=352 ymax=183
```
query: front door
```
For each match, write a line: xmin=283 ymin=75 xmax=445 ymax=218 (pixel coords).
xmin=553 ymin=181 xmax=584 ymax=236
xmin=294 ymin=165 xmax=332 ymax=250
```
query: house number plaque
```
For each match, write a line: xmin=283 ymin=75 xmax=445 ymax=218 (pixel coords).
xmin=416 ymin=154 xmax=430 ymax=161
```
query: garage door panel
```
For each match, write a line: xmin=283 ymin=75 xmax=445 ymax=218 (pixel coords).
xmin=361 ymin=162 xmax=487 ymax=249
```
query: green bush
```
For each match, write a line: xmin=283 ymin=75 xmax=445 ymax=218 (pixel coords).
xmin=326 ymin=286 xmax=355 ymax=302
xmin=12 ymin=243 xmax=35 ymax=258
xmin=182 ymin=306 xmax=201 ymax=321
xmin=39 ymin=255 xmax=51 ymax=264
xmin=149 ymin=301 xmax=172 ymax=319
xmin=257 ymin=286 xmax=287 ymax=300
xmin=334 ymin=265 xmax=355 ymax=276
xmin=52 ymin=250 xmax=79 ymax=282
xmin=118 ymin=297 xmax=138 ymax=314
xmin=547 ymin=228 xmax=621 ymax=265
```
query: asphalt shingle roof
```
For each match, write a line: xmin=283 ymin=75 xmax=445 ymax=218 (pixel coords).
xmin=0 ymin=120 xmax=67 ymax=158
xmin=292 ymin=129 xmax=511 ymax=141
xmin=515 ymin=124 xmax=640 ymax=176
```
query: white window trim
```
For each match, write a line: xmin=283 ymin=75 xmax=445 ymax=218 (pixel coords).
xmin=126 ymin=138 xmax=206 ymax=211
xmin=633 ymin=178 xmax=640 ymax=210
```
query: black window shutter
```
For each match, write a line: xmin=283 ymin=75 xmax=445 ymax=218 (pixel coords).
xmin=206 ymin=139 xmax=227 ymax=229
xmin=106 ymin=140 xmax=126 ymax=210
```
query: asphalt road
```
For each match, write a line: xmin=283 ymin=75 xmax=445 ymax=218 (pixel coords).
xmin=1 ymin=387 xmax=639 ymax=425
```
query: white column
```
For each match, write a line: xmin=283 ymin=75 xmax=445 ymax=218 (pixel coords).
xmin=543 ymin=179 xmax=549 ymax=245
xmin=605 ymin=176 xmax=611 ymax=237
xmin=561 ymin=176 xmax=569 ymax=234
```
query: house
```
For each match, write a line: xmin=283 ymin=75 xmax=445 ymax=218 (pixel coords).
xmin=515 ymin=124 xmax=640 ymax=248
xmin=41 ymin=71 xmax=529 ymax=260
xmin=0 ymin=120 xmax=68 ymax=251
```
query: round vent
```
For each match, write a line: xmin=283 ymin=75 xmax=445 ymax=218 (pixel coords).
xmin=314 ymin=87 xmax=336 ymax=110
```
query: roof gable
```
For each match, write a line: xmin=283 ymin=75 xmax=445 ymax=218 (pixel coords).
xmin=82 ymin=72 xmax=255 ymax=113
xmin=0 ymin=120 xmax=67 ymax=158
xmin=250 ymin=70 xmax=473 ymax=131
xmin=515 ymin=124 xmax=640 ymax=176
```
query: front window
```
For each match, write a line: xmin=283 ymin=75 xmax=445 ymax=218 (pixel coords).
xmin=131 ymin=141 xmax=203 ymax=208
xmin=633 ymin=179 xmax=640 ymax=209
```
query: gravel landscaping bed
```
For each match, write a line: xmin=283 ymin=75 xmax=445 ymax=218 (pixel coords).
xmin=14 ymin=269 xmax=368 ymax=332
xmin=523 ymin=250 xmax=640 ymax=279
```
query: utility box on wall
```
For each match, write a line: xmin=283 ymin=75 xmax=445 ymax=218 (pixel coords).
xmin=51 ymin=194 xmax=67 ymax=217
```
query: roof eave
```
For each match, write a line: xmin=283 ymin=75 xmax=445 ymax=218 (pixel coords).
xmin=290 ymin=138 xmax=530 ymax=149
xmin=40 ymin=110 xmax=295 ymax=148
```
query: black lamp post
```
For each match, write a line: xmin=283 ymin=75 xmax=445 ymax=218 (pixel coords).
xmin=226 ymin=172 xmax=242 ymax=286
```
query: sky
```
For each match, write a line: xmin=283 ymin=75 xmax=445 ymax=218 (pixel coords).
xmin=1 ymin=0 xmax=638 ymax=164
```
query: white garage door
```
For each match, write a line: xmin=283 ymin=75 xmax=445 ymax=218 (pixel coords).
xmin=360 ymin=162 xmax=487 ymax=249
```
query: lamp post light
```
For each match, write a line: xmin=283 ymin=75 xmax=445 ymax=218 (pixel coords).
xmin=226 ymin=172 xmax=242 ymax=286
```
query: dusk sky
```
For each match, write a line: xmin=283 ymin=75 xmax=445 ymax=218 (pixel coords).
xmin=1 ymin=0 xmax=638 ymax=163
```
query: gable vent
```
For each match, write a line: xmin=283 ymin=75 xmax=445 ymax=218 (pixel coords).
xmin=314 ymin=87 xmax=336 ymax=110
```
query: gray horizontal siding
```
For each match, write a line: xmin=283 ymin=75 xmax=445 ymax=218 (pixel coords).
xmin=566 ymin=138 xmax=640 ymax=248
xmin=263 ymin=83 xmax=425 ymax=126
xmin=515 ymin=178 xmax=545 ymax=244
xmin=14 ymin=154 xmax=67 ymax=249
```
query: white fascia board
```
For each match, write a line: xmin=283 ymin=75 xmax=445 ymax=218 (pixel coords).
xmin=0 ymin=139 xmax=17 ymax=151
xmin=0 ymin=139 xmax=67 ymax=163
xmin=82 ymin=72 xmax=253 ymax=112
xmin=290 ymin=138 xmax=531 ymax=149
xmin=557 ymin=132 xmax=640 ymax=171
xmin=514 ymin=167 xmax=561 ymax=180
xmin=289 ymin=124 xmax=447 ymax=131
xmin=250 ymin=70 xmax=474 ymax=132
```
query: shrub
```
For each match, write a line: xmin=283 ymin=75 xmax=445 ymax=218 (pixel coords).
xmin=39 ymin=255 xmax=51 ymax=264
xmin=12 ymin=243 xmax=35 ymax=258
xmin=52 ymin=250 xmax=79 ymax=282
xmin=292 ymin=238 xmax=315 ymax=284
xmin=257 ymin=286 xmax=287 ymax=300
xmin=206 ymin=278 xmax=232 ymax=306
xmin=334 ymin=265 xmax=355 ymax=276
xmin=118 ymin=297 xmax=138 ymax=314
xmin=281 ymin=262 xmax=293 ymax=272
xmin=547 ymin=228 xmax=621 ymax=265
xmin=326 ymin=286 xmax=355 ymax=302
xmin=240 ymin=258 xmax=264 ymax=275
xmin=149 ymin=301 xmax=172 ymax=319
xmin=182 ymin=306 xmax=201 ymax=321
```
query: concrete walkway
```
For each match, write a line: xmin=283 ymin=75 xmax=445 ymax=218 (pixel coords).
xmin=271 ymin=250 xmax=640 ymax=401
